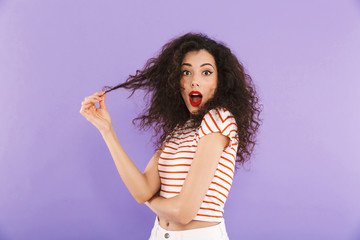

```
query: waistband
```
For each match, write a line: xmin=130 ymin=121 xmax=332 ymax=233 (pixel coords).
xmin=151 ymin=216 xmax=228 ymax=239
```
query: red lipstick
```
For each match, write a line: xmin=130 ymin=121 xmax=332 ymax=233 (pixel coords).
xmin=189 ymin=91 xmax=203 ymax=107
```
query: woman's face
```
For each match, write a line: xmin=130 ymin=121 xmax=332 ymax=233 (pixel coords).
xmin=180 ymin=49 xmax=218 ymax=114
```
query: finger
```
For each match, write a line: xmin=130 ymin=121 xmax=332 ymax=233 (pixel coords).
xmin=81 ymin=100 xmax=96 ymax=108
xmin=83 ymin=97 xmax=101 ymax=105
xmin=92 ymin=94 xmax=103 ymax=101
xmin=99 ymin=93 xmax=106 ymax=109
xmin=84 ymin=93 xmax=102 ymax=102
xmin=81 ymin=92 xmax=105 ymax=109
xmin=80 ymin=109 xmax=94 ymax=121
xmin=80 ymin=103 xmax=92 ymax=114
xmin=81 ymin=98 xmax=98 ymax=109
xmin=86 ymin=95 xmax=102 ymax=101
xmin=80 ymin=105 xmax=90 ymax=115
xmin=80 ymin=104 xmax=96 ymax=117
xmin=94 ymin=91 xmax=106 ymax=97
xmin=82 ymin=103 xmax=93 ymax=109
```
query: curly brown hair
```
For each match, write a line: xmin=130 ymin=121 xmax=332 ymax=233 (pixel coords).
xmin=102 ymin=32 xmax=263 ymax=168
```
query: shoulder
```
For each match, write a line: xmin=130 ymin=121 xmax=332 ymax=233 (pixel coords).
xmin=201 ymin=107 xmax=237 ymax=132
xmin=198 ymin=107 xmax=238 ymax=147
xmin=204 ymin=107 xmax=236 ymax=124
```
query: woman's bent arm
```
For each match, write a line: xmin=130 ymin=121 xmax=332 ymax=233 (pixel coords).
xmin=146 ymin=132 xmax=229 ymax=225
xmin=101 ymin=127 xmax=162 ymax=204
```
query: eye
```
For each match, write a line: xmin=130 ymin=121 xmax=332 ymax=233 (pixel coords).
xmin=182 ymin=70 xmax=191 ymax=76
xmin=203 ymin=70 xmax=213 ymax=76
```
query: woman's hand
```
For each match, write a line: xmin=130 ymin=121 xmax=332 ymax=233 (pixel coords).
xmin=79 ymin=91 xmax=112 ymax=134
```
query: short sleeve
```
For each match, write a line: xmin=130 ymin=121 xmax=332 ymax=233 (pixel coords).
xmin=197 ymin=107 xmax=238 ymax=148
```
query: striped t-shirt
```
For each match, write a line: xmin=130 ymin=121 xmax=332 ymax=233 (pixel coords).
xmin=158 ymin=107 xmax=239 ymax=222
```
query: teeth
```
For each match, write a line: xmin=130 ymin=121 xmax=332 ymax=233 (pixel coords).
xmin=191 ymin=94 xmax=202 ymax=97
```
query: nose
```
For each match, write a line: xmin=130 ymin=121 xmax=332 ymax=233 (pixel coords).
xmin=191 ymin=75 xmax=200 ymax=87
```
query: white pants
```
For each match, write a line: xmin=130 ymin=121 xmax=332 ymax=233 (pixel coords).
xmin=149 ymin=216 xmax=230 ymax=240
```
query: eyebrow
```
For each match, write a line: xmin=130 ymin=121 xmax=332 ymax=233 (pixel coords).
xmin=181 ymin=63 xmax=215 ymax=69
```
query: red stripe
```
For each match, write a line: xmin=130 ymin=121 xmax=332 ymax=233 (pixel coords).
xmin=171 ymin=134 xmax=195 ymax=140
xmin=160 ymin=156 xmax=193 ymax=160
xmin=218 ymin=162 xmax=234 ymax=174
xmin=165 ymin=145 xmax=177 ymax=151
xmin=217 ymin=168 xmax=233 ymax=181
xmin=208 ymin=111 xmax=221 ymax=132
xmin=202 ymin=200 xmax=220 ymax=207
xmin=160 ymin=177 xmax=185 ymax=180
xmin=174 ymin=128 xmax=194 ymax=135
xmin=225 ymin=116 xmax=235 ymax=120
xmin=162 ymin=150 xmax=196 ymax=155
xmin=199 ymin=207 xmax=223 ymax=213
xmin=211 ymin=181 xmax=230 ymax=192
xmin=204 ymin=118 xmax=213 ymax=133
xmin=168 ymin=140 xmax=179 ymax=145
xmin=224 ymin=150 xmax=236 ymax=159
xmin=161 ymin=189 xmax=180 ymax=194
xmin=220 ymin=156 xmax=235 ymax=168
xmin=214 ymin=175 xmax=231 ymax=186
xmin=215 ymin=108 xmax=235 ymax=123
xmin=205 ymin=194 xmax=224 ymax=204
xmin=215 ymin=108 xmax=223 ymax=122
xmin=227 ymin=130 xmax=237 ymax=136
xmin=180 ymin=134 xmax=195 ymax=140
xmin=200 ymin=126 xmax=206 ymax=136
xmin=209 ymin=188 xmax=228 ymax=199
xmin=196 ymin=214 xmax=222 ymax=218
xmin=178 ymin=139 xmax=194 ymax=145
xmin=222 ymin=122 xmax=237 ymax=134
xmin=203 ymin=118 xmax=214 ymax=133
xmin=158 ymin=170 xmax=188 ymax=174
xmin=178 ymin=145 xmax=197 ymax=149
xmin=158 ymin=163 xmax=191 ymax=167
xmin=161 ymin=183 xmax=183 ymax=187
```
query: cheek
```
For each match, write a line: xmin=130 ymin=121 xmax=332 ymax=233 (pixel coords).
xmin=209 ymin=87 xmax=217 ymax=98
xmin=208 ymin=78 xmax=218 ymax=96
xmin=180 ymin=78 xmax=186 ymax=90
xmin=179 ymin=80 xmax=187 ymax=99
xmin=180 ymin=79 xmax=189 ymax=94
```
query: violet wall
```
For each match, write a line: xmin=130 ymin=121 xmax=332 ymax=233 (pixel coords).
xmin=0 ymin=0 xmax=359 ymax=239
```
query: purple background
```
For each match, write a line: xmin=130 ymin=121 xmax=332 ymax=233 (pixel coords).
xmin=1 ymin=0 xmax=360 ymax=239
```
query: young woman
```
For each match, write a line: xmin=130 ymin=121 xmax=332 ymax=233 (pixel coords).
xmin=80 ymin=33 xmax=262 ymax=239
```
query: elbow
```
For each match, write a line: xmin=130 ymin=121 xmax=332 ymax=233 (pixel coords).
xmin=175 ymin=204 xmax=196 ymax=225
xmin=177 ymin=212 xmax=195 ymax=225
xmin=134 ymin=192 xmax=152 ymax=204
xmin=135 ymin=197 xmax=146 ymax=204
xmin=178 ymin=216 xmax=193 ymax=225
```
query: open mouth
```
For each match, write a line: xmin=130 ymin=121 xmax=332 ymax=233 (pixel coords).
xmin=189 ymin=91 xmax=203 ymax=107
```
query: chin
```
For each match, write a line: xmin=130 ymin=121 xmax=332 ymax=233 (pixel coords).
xmin=188 ymin=106 xmax=201 ymax=115
xmin=185 ymin=100 xmax=205 ymax=115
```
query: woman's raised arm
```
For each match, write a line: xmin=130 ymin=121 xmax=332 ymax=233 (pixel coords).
xmin=101 ymin=129 xmax=162 ymax=203
xmin=80 ymin=91 xmax=161 ymax=203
